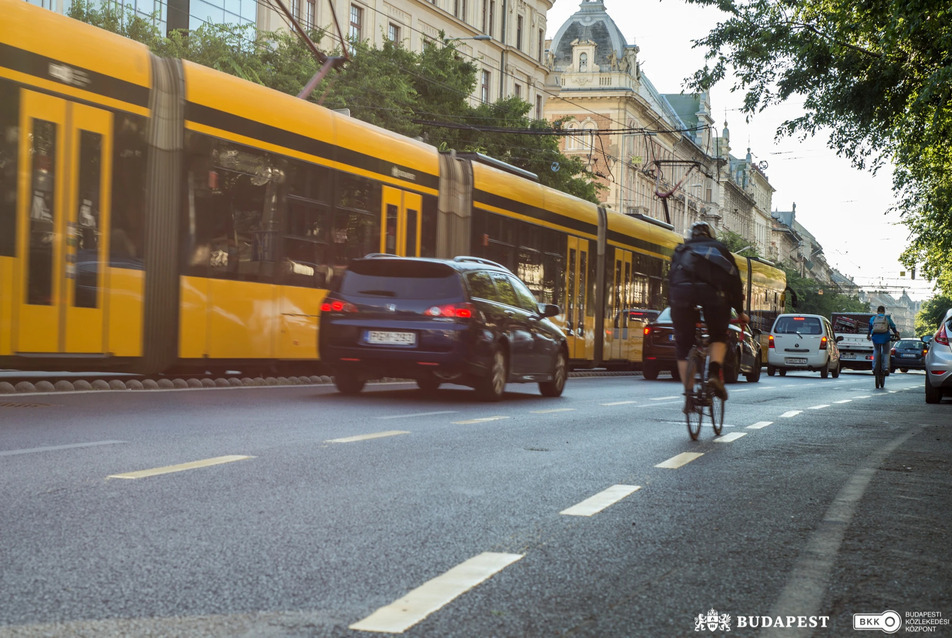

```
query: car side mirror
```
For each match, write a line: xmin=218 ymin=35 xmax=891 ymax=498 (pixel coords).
xmin=539 ymin=303 xmax=560 ymax=318
xmin=836 ymin=335 xmax=844 ymax=342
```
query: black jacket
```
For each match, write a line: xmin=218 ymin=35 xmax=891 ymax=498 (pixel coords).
xmin=668 ymin=237 xmax=744 ymax=314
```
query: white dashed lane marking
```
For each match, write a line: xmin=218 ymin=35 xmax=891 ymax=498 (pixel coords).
xmin=808 ymin=404 xmax=830 ymax=410
xmin=560 ymin=485 xmax=642 ymax=517
xmin=601 ymin=400 xmax=638 ymax=406
xmin=655 ymin=452 xmax=704 ymax=469
xmin=377 ymin=411 xmax=458 ymax=420
xmin=747 ymin=421 xmax=773 ymax=429
xmin=452 ymin=416 xmax=510 ymax=425
xmin=325 ymin=431 xmax=410 ymax=444
xmin=780 ymin=410 xmax=802 ymax=418
xmin=350 ymin=552 xmax=524 ymax=634
xmin=715 ymin=432 xmax=747 ymax=443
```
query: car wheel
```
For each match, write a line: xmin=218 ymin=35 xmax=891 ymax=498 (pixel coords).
xmin=925 ymin=375 xmax=942 ymax=404
xmin=723 ymin=352 xmax=740 ymax=384
xmin=831 ymin=361 xmax=841 ymax=378
xmin=477 ymin=346 xmax=507 ymax=402
xmin=745 ymin=352 xmax=762 ymax=383
xmin=642 ymin=360 xmax=659 ymax=381
xmin=767 ymin=365 xmax=776 ymax=377
xmin=901 ymin=368 xmax=908 ymax=373
xmin=779 ymin=368 xmax=786 ymax=377
xmin=820 ymin=358 xmax=830 ymax=379
xmin=417 ymin=376 xmax=441 ymax=393
xmin=539 ymin=348 xmax=567 ymax=397
xmin=334 ymin=371 xmax=365 ymax=395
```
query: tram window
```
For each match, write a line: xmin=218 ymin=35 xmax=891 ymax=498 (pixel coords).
xmin=420 ymin=195 xmax=438 ymax=257
xmin=187 ymin=137 xmax=279 ymax=282
xmin=0 ymin=79 xmax=17 ymax=257
xmin=517 ymin=246 xmax=544 ymax=301
xmin=282 ymin=199 xmax=331 ymax=288
xmin=110 ymin=114 xmax=146 ymax=267
xmin=28 ymin=119 xmax=56 ymax=306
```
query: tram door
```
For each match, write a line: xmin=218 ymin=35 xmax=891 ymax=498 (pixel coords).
xmin=15 ymin=92 xmax=112 ymax=354
xmin=381 ymin=186 xmax=423 ymax=256
xmin=565 ymin=236 xmax=589 ymax=360
xmin=608 ymin=251 xmax=633 ymax=361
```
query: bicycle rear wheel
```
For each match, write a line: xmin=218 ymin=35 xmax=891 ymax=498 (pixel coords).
xmin=684 ymin=354 xmax=703 ymax=441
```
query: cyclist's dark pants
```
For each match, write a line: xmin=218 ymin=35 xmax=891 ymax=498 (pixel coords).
xmin=671 ymin=285 xmax=731 ymax=360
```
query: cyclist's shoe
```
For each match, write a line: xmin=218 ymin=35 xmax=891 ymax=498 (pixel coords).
xmin=682 ymin=393 xmax=695 ymax=414
xmin=707 ymin=376 xmax=728 ymax=400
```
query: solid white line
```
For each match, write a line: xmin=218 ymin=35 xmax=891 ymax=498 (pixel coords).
xmin=747 ymin=421 xmax=773 ymax=429
xmin=0 ymin=440 xmax=125 ymax=457
xmin=326 ymin=431 xmax=409 ymax=443
xmin=651 ymin=396 xmax=680 ymax=401
xmin=780 ymin=410 xmax=802 ymax=418
xmin=452 ymin=416 xmax=510 ymax=425
xmin=349 ymin=552 xmax=524 ymax=634
xmin=378 ymin=411 xmax=458 ymax=420
xmin=655 ymin=452 xmax=704 ymax=469
xmin=108 ymin=455 xmax=253 ymax=479
xmin=714 ymin=432 xmax=747 ymax=443
xmin=560 ymin=484 xmax=642 ymax=516
xmin=601 ymin=400 xmax=639 ymax=406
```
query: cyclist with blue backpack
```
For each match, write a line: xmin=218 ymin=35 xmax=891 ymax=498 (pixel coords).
xmin=867 ymin=305 xmax=900 ymax=387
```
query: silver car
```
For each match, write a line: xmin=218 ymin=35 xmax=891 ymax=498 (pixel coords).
xmin=925 ymin=309 xmax=952 ymax=404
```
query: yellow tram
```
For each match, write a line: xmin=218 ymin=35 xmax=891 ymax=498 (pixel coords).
xmin=0 ymin=0 xmax=785 ymax=375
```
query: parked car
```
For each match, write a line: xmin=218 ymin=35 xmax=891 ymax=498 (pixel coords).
xmin=319 ymin=255 xmax=568 ymax=401
xmin=925 ymin=309 xmax=952 ymax=404
xmin=890 ymin=338 xmax=928 ymax=373
xmin=641 ymin=307 xmax=762 ymax=383
xmin=766 ymin=313 xmax=842 ymax=378
xmin=616 ymin=308 xmax=661 ymax=326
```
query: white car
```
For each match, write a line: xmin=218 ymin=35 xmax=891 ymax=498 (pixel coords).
xmin=767 ymin=313 xmax=842 ymax=378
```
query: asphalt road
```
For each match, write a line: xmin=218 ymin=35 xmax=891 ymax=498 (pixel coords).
xmin=1 ymin=370 xmax=949 ymax=637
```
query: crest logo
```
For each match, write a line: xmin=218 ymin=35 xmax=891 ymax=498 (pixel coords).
xmin=695 ymin=608 xmax=732 ymax=632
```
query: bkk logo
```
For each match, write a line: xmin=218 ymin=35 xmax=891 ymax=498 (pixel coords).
xmin=695 ymin=609 xmax=732 ymax=632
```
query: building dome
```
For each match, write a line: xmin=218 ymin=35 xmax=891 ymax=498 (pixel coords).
xmin=549 ymin=0 xmax=635 ymax=72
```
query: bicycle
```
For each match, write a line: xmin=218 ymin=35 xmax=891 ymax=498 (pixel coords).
xmin=683 ymin=320 xmax=725 ymax=441
xmin=873 ymin=333 xmax=900 ymax=389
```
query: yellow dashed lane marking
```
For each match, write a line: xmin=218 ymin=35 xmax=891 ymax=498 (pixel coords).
xmin=108 ymin=455 xmax=254 ymax=479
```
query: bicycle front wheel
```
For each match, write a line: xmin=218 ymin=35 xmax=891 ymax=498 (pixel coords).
xmin=684 ymin=355 xmax=703 ymax=441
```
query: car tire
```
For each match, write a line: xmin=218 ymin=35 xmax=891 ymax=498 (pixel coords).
xmin=334 ymin=371 xmax=365 ymax=395
xmin=745 ymin=352 xmax=762 ymax=383
xmin=779 ymin=368 xmax=786 ymax=377
xmin=831 ymin=361 xmax=841 ymax=378
xmin=417 ymin=376 xmax=441 ymax=393
xmin=901 ymin=368 xmax=908 ymax=373
xmin=767 ymin=365 xmax=776 ymax=377
xmin=642 ymin=360 xmax=659 ymax=381
xmin=723 ymin=353 xmax=740 ymax=384
xmin=925 ymin=375 xmax=942 ymax=404
xmin=539 ymin=348 xmax=568 ymax=397
xmin=820 ymin=358 xmax=830 ymax=379
xmin=477 ymin=346 xmax=507 ymax=402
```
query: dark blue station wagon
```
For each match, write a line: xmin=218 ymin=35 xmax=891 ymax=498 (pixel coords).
xmin=319 ymin=255 xmax=568 ymax=401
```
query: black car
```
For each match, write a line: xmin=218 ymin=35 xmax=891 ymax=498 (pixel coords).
xmin=641 ymin=307 xmax=762 ymax=383
xmin=319 ymin=255 xmax=568 ymax=401
xmin=890 ymin=338 xmax=928 ymax=373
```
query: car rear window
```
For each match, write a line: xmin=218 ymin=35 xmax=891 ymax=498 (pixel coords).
xmin=339 ymin=260 xmax=464 ymax=299
xmin=773 ymin=316 xmax=823 ymax=335
xmin=896 ymin=340 xmax=922 ymax=349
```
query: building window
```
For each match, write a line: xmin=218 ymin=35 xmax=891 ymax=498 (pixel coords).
xmin=290 ymin=0 xmax=300 ymax=21
xmin=514 ymin=84 xmax=521 ymax=99
xmin=487 ymin=0 xmax=495 ymax=37
xmin=538 ymin=28 xmax=544 ymax=63
xmin=388 ymin=22 xmax=401 ymax=42
xmin=481 ymin=70 xmax=491 ymax=102
xmin=516 ymin=14 xmax=523 ymax=50
xmin=305 ymin=0 xmax=315 ymax=29
xmin=349 ymin=4 xmax=362 ymax=43
xmin=455 ymin=0 xmax=466 ymax=21
xmin=536 ymin=95 xmax=542 ymax=120
xmin=579 ymin=52 xmax=588 ymax=72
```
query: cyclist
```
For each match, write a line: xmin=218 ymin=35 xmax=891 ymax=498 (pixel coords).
xmin=867 ymin=305 xmax=900 ymax=380
xmin=669 ymin=222 xmax=750 ymax=412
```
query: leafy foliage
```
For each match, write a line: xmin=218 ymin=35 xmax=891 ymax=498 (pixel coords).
xmin=685 ymin=0 xmax=952 ymax=296
xmin=915 ymin=294 xmax=952 ymax=337
xmin=781 ymin=266 xmax=867 ymax=316
xmin=65 ymin=5 xmax=599 ymax=202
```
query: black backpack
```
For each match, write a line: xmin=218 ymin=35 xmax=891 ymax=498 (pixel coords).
xmin=671 ymin=242 xmax=738 ymax=288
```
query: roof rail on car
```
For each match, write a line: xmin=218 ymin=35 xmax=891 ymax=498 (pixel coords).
xmin=362 ymin=253 xmax=401 ymax=259
xmin=453 ymin=256 xmax=509 ymax=270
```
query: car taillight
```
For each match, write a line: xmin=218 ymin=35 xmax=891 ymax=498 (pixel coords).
xmin=321 ymin=300 xmax=358 ymax=313
xmin=644 ymin=326 xmax=652 ymax=336
xmin=890 ymin=347 xmax=896 ymax=356
xmin=424 ymin=303 xmax=474 ymax=318
xmin=820 ymin=336 xmax=828 ymax=350
xmin=768 ymin=335 xmax=775 ymax=349
xmin=935 ymin=324 xmax=950 ymax=346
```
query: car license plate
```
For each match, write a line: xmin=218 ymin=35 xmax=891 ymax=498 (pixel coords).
xmin=841 ymin=352 xmax=856 ymax=360
xmin=900 ymin=353 xmax=916 ymax=358
xmin=366 ymin=331 xmax=416 ymax=346
xmin=668 ymin=334 xmax=676 ymax=341
xmin=785 ymin=357 xmax=807 ymax=364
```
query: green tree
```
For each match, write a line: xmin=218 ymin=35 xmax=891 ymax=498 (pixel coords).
xmin=717 ymin=229 xmax=760 ymax=258
xmin=782 ymin=266 xmax=867 ymax=316
xmin=915 ymin=294 xmax=952 ymax=337
xmin=685 ymin=0 xmax=952 ymax=296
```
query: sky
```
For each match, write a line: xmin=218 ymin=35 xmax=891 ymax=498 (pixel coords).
xmin=545 ymin=0 xmax=936 ymax=302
